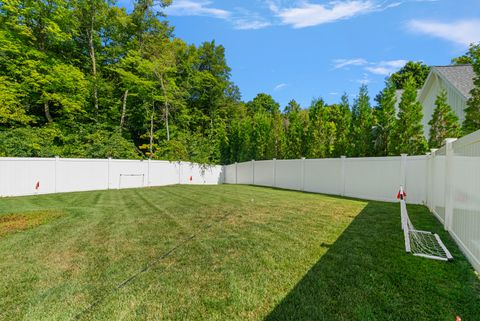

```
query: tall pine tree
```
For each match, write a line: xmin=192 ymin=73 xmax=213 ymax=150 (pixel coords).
xmin=393 ymin=77 xmax=428 ymax=155
xmin=428 ymin=90 xmax=461 ymax=148
xmin=374 ymin=80 xmax=397 ymax=156
xmin=462 ymin=43 xmax=480 ymax=134
xmin=349 ymin=85 xmax=373 ymax=157
xmin=284 ymin=100 xmax=306 ymax=159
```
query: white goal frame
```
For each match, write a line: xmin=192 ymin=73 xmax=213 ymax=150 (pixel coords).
xmin=399 ymin=186 xmax=453 ymax=262
xmin=118 ymin=174 xmax=145 ymax=189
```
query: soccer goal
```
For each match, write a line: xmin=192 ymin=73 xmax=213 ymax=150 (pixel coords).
xmin=399 ymin=186 xmax=453 ymax=261
xmin=118 ymin=174 xmax=145 ymax=189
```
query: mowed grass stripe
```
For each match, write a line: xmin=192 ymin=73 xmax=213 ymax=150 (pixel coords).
xmin=0 ymin=185 xmax=479 ymax=321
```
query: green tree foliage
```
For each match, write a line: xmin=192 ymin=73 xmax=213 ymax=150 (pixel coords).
xmin=374 ymin=80 xmax=397 ymax=156
xmin=428 ymin=90 xmax=461 ymax=148
xmin=246 ymin=93 xmax=280 ymax=114
xmin=392 ymin=77 xmax=428 ymax=155
xmin=0 ymin=1 xmax=466 ymax=162
xmin=390 ymin=61 xmax=431 ymax=89
xmin=305 ymin=99 xmax=337 ymax=158
xmin=462 ymin=43 xmax=480 ymax=134
xmin=284 ymin=100 xmax=306 ymax=159
xmin=349 ymin=85 xmax=374 ymax=157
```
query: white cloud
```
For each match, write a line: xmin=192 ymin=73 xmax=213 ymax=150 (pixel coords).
xmin=234 ymin=19 xmax=271 ymax=30
xmin=274 ymin=1 xmax=379 ymax=28
xmin=334 ymin=58 xmax=407 ymax=76
xmin=408 ymin=19 xmax=480 ymax=47
xmin=274 ymin=83 xmax=288 ymax=91
xmin=333 ymin=58 xmax=368 ymax=69
xmin=165 ymin=0 xmax=230 ymax=19
xmin=165 ymin=1 xmax=273 ymax=30
xmin=365 ymin=60 xmax=408 ymax=75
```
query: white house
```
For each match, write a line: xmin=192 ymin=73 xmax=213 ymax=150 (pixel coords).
xmin=418 ymin=65 xmax=475 ymax=138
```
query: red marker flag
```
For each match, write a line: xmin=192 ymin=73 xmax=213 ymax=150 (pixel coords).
xmin=397 ymin=189 xmax=406 ymax=200
xmin=35 ymin=181 xmax=40 ymax=190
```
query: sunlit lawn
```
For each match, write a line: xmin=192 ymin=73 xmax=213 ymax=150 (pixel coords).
xmin=0 ymin=185 xmax=479 ymax=321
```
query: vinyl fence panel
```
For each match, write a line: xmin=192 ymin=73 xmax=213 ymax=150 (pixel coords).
xmin=275 ymin=159 xmax=302 ymax=191
xmin=450 ymin=131 xmax=480 ymax=272
xmin=253 ymin=160 xmax=274 ymax=187
xmin=344 ymin=157 xmax=401 ymax=202
xmin=304 ymin=158 xmax=343 ymax=195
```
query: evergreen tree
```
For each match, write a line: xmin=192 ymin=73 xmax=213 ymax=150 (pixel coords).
xmin=349 ymin=85 xmax=373 ymax=157
xmin=428 ymin=90 xmax=461 ymax=148
xmin=374 ymin=80 xmax=397 ymax=156
xmin=306 ymin=99 xmax=330 ymax=158
xmin=332 ymin=94 xmax=351 ymax=157
xmin=284 ymin=100 xmax=306 ymax=159
xmin=392 ymin=77 xmax=428 ymax=155
xmin=462 ymin=43 xmax=480 ymax=134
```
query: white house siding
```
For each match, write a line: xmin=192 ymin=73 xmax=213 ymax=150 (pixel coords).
xmin=420 ymin=73 xmax=467 ymax=139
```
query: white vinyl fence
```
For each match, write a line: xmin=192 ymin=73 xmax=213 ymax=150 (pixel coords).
xmin=225 ymin=155 xmax=426 ymax=204
xmin=225 ymin=129 xmax=480 ymax=273
xmin=0 ymin=157 xmax=224 ymax=197
xmin=426 ymin=132 xmax=480 ymax=272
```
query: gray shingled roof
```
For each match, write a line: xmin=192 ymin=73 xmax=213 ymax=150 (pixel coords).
xmin=433 ymin=65 xmax=475 ymax=98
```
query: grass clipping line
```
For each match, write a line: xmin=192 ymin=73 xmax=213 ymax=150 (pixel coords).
xmin=0 ymin=210 xmax=63 ymax=237
xmin=71 ymin=209 xmax=233 ymax=321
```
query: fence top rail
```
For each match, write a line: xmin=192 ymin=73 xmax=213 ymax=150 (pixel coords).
xmin=0 ymin=157 xmax=220 ymax=166
xmin=0 ymin=157 xmax=56 ymax=162
xmin=452 ymin=129 xmax=480 ymax=151
xmin=436 ymin=145 xmax=447 ymax=156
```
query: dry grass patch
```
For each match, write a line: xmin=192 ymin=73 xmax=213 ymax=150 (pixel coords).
xmin=0 ymin=210 xmax=63 ymax=237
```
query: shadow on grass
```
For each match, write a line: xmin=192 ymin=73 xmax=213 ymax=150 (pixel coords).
xmin=264 ymin=201 xmax=480 ymax=321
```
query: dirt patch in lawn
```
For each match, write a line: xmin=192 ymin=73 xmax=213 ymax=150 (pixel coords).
xmin=0 ymin=210 xmax=63 ymax=237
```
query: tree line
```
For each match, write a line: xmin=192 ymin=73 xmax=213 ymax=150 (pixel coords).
xmin=1 ymin=1 xmax=479 ymax=164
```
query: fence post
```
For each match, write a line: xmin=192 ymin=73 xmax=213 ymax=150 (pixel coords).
xmin=428 ymin=149 xmax=438 ymax=211
xmin=54 ymin=156 xmax=59 ymax=193
xmin=251 ymin=160 xmax=255 ymax=185
xmin=444 ymin=138 xmax=457 ymax=231
xmin=234 ymin=162 xmax=238 ymax=184
xmin=107 ymin=157 xmax=111 ymax=190
xmin=178 ymin=161 xmax=182 ymax=184
xmin=272 ymin=158 xmax=276 ymax=188
xmin=301 ymin=157 xmax=306 ymax=191
xmin=400 ymin=154 xmax=408 ymax=191
xmin=341 ymin=156 xmax=346 ymax=196
xmin=147 ymin=158 xmax=151 ymax=187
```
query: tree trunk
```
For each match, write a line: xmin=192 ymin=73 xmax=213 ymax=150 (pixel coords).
xmin=120 ymin=89 xmax=129 ymax=132
xmin=149 ymin=100 xmax=155 ymax=158
xmin=44 ymin=101 xmax=53 ymax=123
xmin=159 ymin=74 xmax=170 ymax=141
xmin=87 ymin=12 xmax=98 ymax=111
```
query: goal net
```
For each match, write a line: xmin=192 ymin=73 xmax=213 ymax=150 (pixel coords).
xmin=399 ymin=186 xmax=453 ymax=261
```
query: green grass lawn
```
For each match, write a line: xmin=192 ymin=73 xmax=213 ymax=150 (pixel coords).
xmin=0 ymin=185 xmax=479 ymax=321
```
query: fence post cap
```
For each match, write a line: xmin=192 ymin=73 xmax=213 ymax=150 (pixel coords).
xmin=444 ymin=138 xmax=458 ymax=144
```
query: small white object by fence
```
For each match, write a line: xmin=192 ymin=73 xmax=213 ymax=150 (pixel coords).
xmin=0 ymin=158 xmax=224 ymax=197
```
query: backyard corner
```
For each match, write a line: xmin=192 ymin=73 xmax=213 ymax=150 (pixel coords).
xmin=0 ymin=185 xmax=479 ymax=321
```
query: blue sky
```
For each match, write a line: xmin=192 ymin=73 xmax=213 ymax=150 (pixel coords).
xmin=119 ymin=0 xmax=480 ymax=108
